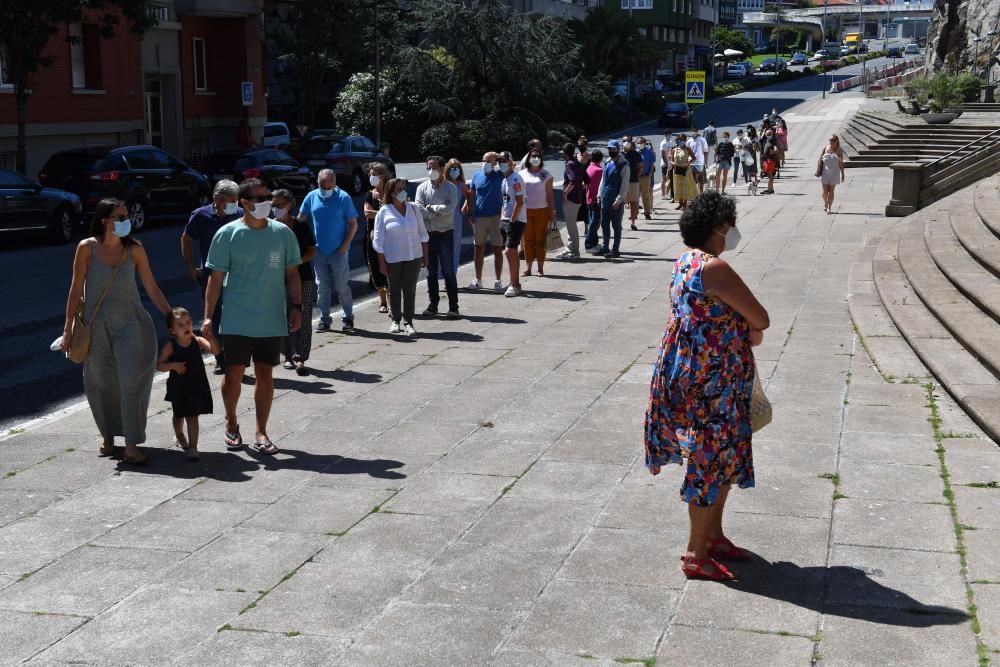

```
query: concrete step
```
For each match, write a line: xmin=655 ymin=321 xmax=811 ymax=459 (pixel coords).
xmin=897 ymin=206 xmax=1000 ymax=383
xmin=973 ymin=181 xmax=1000 ymax=240
xmin=947 ymin=195 xmax=1000 ymax=280
xmin=873 ymin=218 xmax=1000 ymax=442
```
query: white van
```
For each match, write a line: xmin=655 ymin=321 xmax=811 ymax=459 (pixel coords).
xmin=263 ymin=121 xmax=291 ymax=149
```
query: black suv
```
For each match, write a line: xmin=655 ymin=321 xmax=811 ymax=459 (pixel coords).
xmin=295 ymin=135 xmax=395 ymax=195
xmin=39 ymin=146 xmax=211 ymax=230
xmin=198 ymin=149 xmax=315 ymax=202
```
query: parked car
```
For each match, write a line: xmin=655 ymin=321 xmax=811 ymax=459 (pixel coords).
xmin=38 ymin=146 xmax=211 ymax=230
xmin=295 ymin=134 xmax=395 ymax=195
xmin=611 ymin=81 xmax=628 ymax=99
xmin=262 ymin=122 xmax=292 ymax=149
xmin=0 ymin=168 xmax=82 ymax=243
xmin=658 ymin=102 xmax=692 ymax=128
xmin=904 ymin=43 xmax=920 ymax=55
xmin=790 ymin=52 xmax=808 ymax=66
xmin=309 ymin=128 xmax=339 ymax=140
xmin=759 ymin=58 xmax=788 ymax=72
xmin=736 ymin=61 xmax=755 ymax=76
xmin=840 ymin=45 xmax=852 ymax=56
xmin=726 ymin=64 xmax=747 ymax=79
xmin=198 ymin=149 xmax=315 ymax=202
xmin=887 ymin=46 xmax=902 ymax=58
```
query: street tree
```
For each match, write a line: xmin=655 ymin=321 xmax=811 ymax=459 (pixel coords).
xmin=714 ymin=27 xmax=755 ymax=60
xmin=0 ymin=0 xmax=155 ymax=174
xmin=570 ymin=3 xmax=669 ymax=83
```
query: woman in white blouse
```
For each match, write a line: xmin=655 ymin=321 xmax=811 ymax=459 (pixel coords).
xmin=373 ymin=178 xmax=429 ymax=336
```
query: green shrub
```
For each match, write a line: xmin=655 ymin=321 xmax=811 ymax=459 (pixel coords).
xmin=419 ymin=118 xmax=536 ymax=161
xmin=927 ymin=72 xmax=964 ymax=112
xmin=547 ymin=123 xmax=585 ymax=143
xmin=547 ymin=129 xmax=572 ymax=149
xmin=954 ymin=73 xmax=982 ymax=102
xmin=844 ymin=55 xmax=859 ymax=65
xmin=333 ymin=69 xmax=430 ymax=161
xmin=903 ymin=77 xmax=930 ymax=107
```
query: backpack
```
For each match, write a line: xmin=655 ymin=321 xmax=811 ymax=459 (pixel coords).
xmin=704 ymin=126 xmax=717 ymax=146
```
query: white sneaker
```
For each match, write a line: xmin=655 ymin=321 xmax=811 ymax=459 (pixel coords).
xmin=389 ymin=321 xmax=401 ymax=334
xmin=556 ymin=248 xmax=572 ymax=259
xmin=467 ymin=279 xmax=482 ymax=289
xmin=493 ymin=280 xmax=504 ymax=292
xmin=403 ymin=322 xmax=417 ymax=336
xmin=504 ymin=285 xmax=521 ymax=297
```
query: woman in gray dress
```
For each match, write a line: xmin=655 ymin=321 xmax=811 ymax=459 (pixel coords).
xmin=61 ymin=199 xmax=171 ymax=464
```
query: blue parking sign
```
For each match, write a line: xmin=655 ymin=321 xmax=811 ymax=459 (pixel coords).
xmin=241 ymin=81 xmax=253 ymax=107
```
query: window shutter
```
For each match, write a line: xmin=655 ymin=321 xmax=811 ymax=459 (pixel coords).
xmin=69 ymin=24 xmax=85 ymax=88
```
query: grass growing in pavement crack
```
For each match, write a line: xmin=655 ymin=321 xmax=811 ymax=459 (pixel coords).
xmin=285 ymin=630 xmax=301 ymax=637
xmin=925 ymin=384 xmax=991 ymax=667
xmin=819 ymin=473 xmax=847 ymax=500
xmin=965 ymin=481 xmax=999 ymax=489
xmin=7 ymin=427 xmax=26 ymax=435
xmin=614 ymin=658 xmax=656 ymax=666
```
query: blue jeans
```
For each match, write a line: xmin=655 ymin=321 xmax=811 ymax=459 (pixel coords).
xmin=427 ymin=231 xmax=459 ymax=311
xmin=585 ymin=203 xmax=602 ymax=249
xmin=313 ymin=250 xmax=353 ymax=324
xmin=599 ymin=201 xmax=623 ymax=252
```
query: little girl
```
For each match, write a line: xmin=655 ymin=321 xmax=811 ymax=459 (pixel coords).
xmin=157 ymin=306 xmax=219 ymax=460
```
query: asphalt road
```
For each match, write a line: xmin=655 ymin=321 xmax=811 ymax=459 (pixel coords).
xmin=0 ymin=55 xmax=921 ymax=431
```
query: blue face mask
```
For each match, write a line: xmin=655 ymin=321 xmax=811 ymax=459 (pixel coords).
xmin=449 ymin=168 xmax=461 ymax=179
xmin=320 ymin=188 xmax=334 ymax=199
xmin=499 ymin=162 xmax=511 ymax=174
xmin=394 ymin=190 xmax=408 ymax=203
xmin=112 ymin=218 xmax=132 ymax=238
xmin=224 ymin=202 xmax=239 ymax=215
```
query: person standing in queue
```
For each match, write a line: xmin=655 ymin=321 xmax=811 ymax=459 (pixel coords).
xmin=363 ymin=164 xmax=390 ymax=314
xmin=445 ymin=159 xmax=470 ymax=274
xmin=637 ymin=137 xmax=656 ymax=223
xmin=272 ymin=189 xmax=317 ymax=376
xmin=660 ymin=130 xmax=675 ymax=201
xmin=415 ymin=155 xmax=460 ymax=318
xmin=518 ymin=148 xmax=556 ymax=277
xmin=298 ymin=169 xmax=357 ymax=333
xmin=583 ymin=148 xmax=604 ymax=253
xmin=465 ymin=152 xmax=505 ymax=292
xmin=594 ymin=140 xmax=630 ymax=259
xmin=373 ymin=178 xmax=429 ymax=336
xmin=621 ymin=135 xmax=643 ymax=231
xmin=556 ymin=143 xmax=587 ymax=260
xmin=181 ymin=179 xmax=241 ymax=374
xmin=498 ymin=151 xmax=526 ymax=297
xmin=203 ymin=179 xmax=302 ymax=456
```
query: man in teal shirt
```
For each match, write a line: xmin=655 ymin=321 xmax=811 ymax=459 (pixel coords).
xmin=204 ymin=178 xmax=302 ymax=455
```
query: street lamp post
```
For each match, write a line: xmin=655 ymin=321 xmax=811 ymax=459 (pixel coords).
xmin=884 ymin=0 xmax=891 ymax=52
xmin=626 ymin=0 xmax=633 ymax=114
xmin=774 ymin=1 xmax=780 ymax=72
xmin=372 ymin=0 xmax=381 ymax=148
xmin=822 ymin=0 xmax=828 ymax=99
xmin=972 ymin=37 xmax=982 ymax=78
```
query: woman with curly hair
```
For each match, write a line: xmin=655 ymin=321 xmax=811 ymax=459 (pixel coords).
xmin=363 ymin=163 xmax=391 ymax=313
xmin=644 ymin=190 xmax=769 ymax=581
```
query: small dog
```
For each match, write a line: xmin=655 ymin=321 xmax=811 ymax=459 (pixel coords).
xmin=746 ymin=180 xmax=759 ymax=196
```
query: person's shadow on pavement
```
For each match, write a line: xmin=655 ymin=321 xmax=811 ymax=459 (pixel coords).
xmin=723 ymin=556 xmax=969 ymax=627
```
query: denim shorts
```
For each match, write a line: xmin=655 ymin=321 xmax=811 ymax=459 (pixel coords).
xmin=717 ymin=159 xmax=732 ymax=170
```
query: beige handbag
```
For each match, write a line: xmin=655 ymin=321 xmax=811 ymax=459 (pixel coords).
xmin=544 ymin=223 xmax=564 ymax=252
xmin=750 ymin=364 xmax=772 ymax=433
xmin=69 ymin=254 xmax=125 ymax=364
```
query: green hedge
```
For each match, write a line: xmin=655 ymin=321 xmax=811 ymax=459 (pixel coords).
xmin=419 ymin=118 xmax=537 ymax=161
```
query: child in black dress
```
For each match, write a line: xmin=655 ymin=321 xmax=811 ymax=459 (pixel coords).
xmin=157 ymin=306 xmax=219 ymax=460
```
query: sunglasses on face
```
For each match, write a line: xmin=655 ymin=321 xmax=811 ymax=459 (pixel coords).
xmin=243 ymin=193 xmax=273 ymax=202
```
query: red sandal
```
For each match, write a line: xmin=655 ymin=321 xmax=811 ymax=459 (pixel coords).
xmin=681 ymin=555 xmax=736 ymax=581
xmin=707 ymin=536 xmax=750 ymax=561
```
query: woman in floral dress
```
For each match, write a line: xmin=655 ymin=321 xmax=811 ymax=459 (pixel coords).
xmin=644 ymin=190 xmax=769 ymax=581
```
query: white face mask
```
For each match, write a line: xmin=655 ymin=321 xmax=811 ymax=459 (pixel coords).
xmin=224 ymin=201 xmax=239 ymax=215
xmin=369 ymin=175 xmax=381 ymax=187
xmin=320 ymin=188 xmax=334 ymax=198
xmin=637 ymin=143 xmax=646 ymax=150
xmin=394 ymin=190 xmax=408 ymax=203
xmin=717 ymin=226 xmax=741 ymax=252
xmin=529 ymin=157 xmax=541 ymax=167
xmin=427 ymin=169 xmax=440 ymax=181
xmin=272 ymin=207 xmax=289 ymax=220
xmin=251 ymin=201 xmax=272 ymax=219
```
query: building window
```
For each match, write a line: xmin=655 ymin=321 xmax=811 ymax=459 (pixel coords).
xmin=68 ymin=23 xmax=102 ymax=90
xmin=193 ymin=37 xmax=207 ymax=91
xmin=150 ymin=5 xmax=169 ymax=22
xmin=621 ymin=0 xmax=652 ymax=7
xmin=0 ymin=47 xmax=10 ymax=87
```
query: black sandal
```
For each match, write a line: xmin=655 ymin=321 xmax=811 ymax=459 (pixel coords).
xmin=224 ymin=425 xmax=243 ymax=451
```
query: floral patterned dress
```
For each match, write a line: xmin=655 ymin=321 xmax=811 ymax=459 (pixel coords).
xmin=644 ymin=249 xmax=755 ymax=506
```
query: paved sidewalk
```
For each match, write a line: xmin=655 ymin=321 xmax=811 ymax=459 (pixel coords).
xmin=1 ymin=93 xmax=994 ymax=666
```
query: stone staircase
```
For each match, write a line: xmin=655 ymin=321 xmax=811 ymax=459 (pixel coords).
xmin=840 ymin=109 xmax=999 ymax=168
xmin=869 ymin=177 xmax=1000 ymax=441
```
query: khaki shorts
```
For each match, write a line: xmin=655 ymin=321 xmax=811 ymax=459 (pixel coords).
xmin=473 ymin=215 xmax=502 ymax=247
xmin=627 ymin=182 xmax=640 ymax=203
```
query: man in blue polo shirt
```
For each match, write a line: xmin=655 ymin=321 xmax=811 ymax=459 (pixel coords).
xmin=463 ymin=151 xmax=504 ymax=292
xmin=181 ymin=179 xmax=241 ymax=374
xmin=298 ymin=168 xmax=358 ymax=332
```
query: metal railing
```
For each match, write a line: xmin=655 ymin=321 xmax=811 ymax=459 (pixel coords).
xmin=925 ymin=128 xmax=1000 ymax=169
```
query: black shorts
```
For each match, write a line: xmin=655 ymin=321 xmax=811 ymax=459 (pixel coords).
xmin=500 ymin=219 xmax=526 ymax=249
xmin=661 ymin=164 xmax=670 ymax=175
xmin=221 ymin=335 xmax=281 ymax=368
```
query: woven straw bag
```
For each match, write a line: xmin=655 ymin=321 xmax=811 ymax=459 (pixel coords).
xmin=750 ymin=365 xmax=772 ymax=433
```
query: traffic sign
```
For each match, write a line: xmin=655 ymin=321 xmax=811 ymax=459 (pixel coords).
xmin=241 ymin=81 xmax=253 ymax=107
xmin=685 ymin=70 xmax=705 ymax=104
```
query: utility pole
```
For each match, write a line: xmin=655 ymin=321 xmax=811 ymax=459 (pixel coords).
xmin=972 ymin=36 xmax=982 ymax=78
xmin=774 ymin=1 xmax=781 ymax=70
xmin=884 ymin=0 xmax=890 ymax=52
xmin=373 ymin=0 xmax=381 ymax=148
xmin=626 ymin=0 xmax=633 ymax=114
xmin=822 ymin=0 xmax=828 ymax=98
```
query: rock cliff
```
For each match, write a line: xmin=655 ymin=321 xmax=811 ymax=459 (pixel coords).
xmin=927 ymin=0 xmax=999 ymax=79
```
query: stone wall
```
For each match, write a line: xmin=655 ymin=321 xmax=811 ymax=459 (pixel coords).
xmin=926 ymin=0 xmax=1000 ymax=80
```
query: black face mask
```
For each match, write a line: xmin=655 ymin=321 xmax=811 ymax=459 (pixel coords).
xmin=608 ymin=151 xmax=620 ymax=159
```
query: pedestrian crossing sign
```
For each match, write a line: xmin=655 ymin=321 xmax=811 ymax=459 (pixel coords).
xmin=685 ymin=70 xmax=705 ymax=104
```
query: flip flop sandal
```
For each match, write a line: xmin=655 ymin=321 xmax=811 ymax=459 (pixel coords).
xmin=251 ymin=438 xmax=279 ymax=455
xmin=378 ymin=304 xmax=389 ymax=314
xmin=224 ymin=425 xmax=243 ymax=451
xmin=122 ymin=451 xmax=147 ymax=465
xmin=99 ymin=443 xmax=116 ymax=457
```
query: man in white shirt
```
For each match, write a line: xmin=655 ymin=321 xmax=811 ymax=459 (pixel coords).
xmin=659 ymin=130 xmax=673 ymax=200
xmin=687 ymin=129 xmax=709 ymax=194
xmin=415 ymin=156 xmax=459 ymax=318
xmin=497 ymin=151 xmax=526 ymax=297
